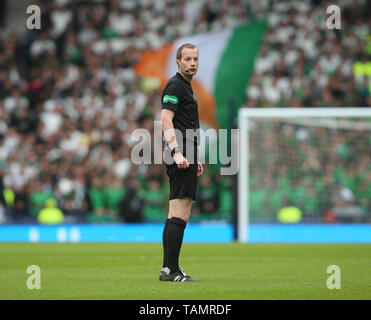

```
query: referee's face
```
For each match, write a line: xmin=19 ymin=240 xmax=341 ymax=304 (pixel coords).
xmin=177 ymin=48 xmax=199 ymax=79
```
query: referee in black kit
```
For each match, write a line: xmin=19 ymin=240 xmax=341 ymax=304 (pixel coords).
xmin=159 ymin=43 xmax=203 ymax=282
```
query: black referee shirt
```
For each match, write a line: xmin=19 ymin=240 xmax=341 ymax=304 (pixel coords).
xmin=161 ymin=72 xmax=200 ymax=144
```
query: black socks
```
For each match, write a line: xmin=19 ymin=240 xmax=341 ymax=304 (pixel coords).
xmin=162 ymin=217 xmax=187 ymax=273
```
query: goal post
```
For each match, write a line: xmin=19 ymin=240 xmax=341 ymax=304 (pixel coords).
xmin=238 ymin=108 xmax=371 ymax=243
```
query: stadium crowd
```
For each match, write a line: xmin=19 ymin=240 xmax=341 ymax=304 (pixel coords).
xmin=0 ymin=0 xmax=369 ymax=224
xmin=244 ymin=0 xmax=371 ymax=108
xmin=249 ymin=119 xmax=371 ymax=223
xmin=243 ymin=0 xmax=370 ymax=222
xmin=0 ymin=0 xmax=240 ymax=224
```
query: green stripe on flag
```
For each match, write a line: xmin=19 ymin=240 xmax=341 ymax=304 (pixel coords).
xmin=214 ymin=20 xmax=268 ymax=129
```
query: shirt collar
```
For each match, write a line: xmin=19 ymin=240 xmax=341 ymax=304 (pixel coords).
xmin=176 ymin=72 xmax=191 ymax=84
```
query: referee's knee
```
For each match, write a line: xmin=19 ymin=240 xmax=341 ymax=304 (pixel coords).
xmin=168 ymin=211 xmax=190 ymax=222
xmin=168 ymin=197 xmax=192 ymax=221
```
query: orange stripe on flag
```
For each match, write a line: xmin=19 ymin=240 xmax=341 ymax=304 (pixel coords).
xmin=134 ymin=43 xmax=173 ymax=86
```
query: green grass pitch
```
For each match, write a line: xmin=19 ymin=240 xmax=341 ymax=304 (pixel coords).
xmin=0 ymin=242 xmax=370 ymax=300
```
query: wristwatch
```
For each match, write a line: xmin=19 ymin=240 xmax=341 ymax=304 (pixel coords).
xmin=171 ymin=146 xmax=182 ymax=157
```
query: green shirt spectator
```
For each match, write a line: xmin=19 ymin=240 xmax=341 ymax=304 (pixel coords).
xmin=289 ymin=185 xmax=307 ymax=207
xmin=141 ymin=179 xmax=166 ymax=222
xmin=88 ymin=177 xmax=105 ymax=215
xmin=250 ymin=188 xmax=268 ymax=217
xmin=104 ymin=178 xmax=126 ymax=213
xmin=218 ymin=177 xmax=233 ymax=218
xmin=269 ymin=188 xmax=287 ymax=217
xmin=29 ymin=181 xmax=54 ymax=217
xmin=334 ymin=166 xmax=357 ymax=191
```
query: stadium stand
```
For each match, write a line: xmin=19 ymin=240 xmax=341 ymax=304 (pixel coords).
xmin=0 ymin=0 xmax=369 ymax=224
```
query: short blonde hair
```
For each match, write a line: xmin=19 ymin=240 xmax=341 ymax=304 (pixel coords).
xmin=176 ymin=43 xmax=198 ymax=60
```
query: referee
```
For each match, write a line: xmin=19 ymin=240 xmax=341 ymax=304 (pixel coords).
xmin=159 ymin=43 xmax=203 ymax=282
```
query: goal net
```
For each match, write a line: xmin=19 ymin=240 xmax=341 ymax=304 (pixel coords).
xmin=238 ymin=108 xmax=371 ymax=242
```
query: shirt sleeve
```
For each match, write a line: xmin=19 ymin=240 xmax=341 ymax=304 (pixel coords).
xmin=161 ymin=81 xmax=182 ymax=113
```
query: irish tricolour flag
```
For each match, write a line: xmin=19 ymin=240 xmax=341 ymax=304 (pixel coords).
xmin=135 ymin=20 xmax=267 ymax=129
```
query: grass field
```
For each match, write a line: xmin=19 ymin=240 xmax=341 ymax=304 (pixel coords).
xmin=0 ymin=242 xmax=370 ymax=300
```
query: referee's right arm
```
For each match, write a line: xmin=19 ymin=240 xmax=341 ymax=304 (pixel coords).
xmin=161 ymin=110 xmax=189 ymax=169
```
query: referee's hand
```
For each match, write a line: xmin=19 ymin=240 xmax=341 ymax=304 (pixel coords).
xmin=174 ymin=153 xmax=189 ymax=169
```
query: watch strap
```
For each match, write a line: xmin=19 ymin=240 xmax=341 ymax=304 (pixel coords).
xmin=171 ymin=146 xmax=181 ymax=157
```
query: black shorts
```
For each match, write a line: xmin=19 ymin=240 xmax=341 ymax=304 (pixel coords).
xmin=164 ymin=142 xmax=198 ymax=201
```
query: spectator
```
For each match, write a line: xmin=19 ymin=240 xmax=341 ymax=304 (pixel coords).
xmin=0 ymin=171 xmax=8 ymax=223
xmin=142 ymin=178 xmax=167 ymax=222
xmin=197 ymin=174 xmax=219 ymax=214
xmin=119 ymin=178 xmax=144 ymax=223
xmin=11 ymin=185 xmax=31 ymax=222
xmin=104 ymin=175 xmax=126 ymax=217
xmin=37 ymin=198 xmax=64 ymax=224
xmin=30 ymin=180 xmax=54 ymax=217
xmin=87 ymin=176 xmax=105 ymax=217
